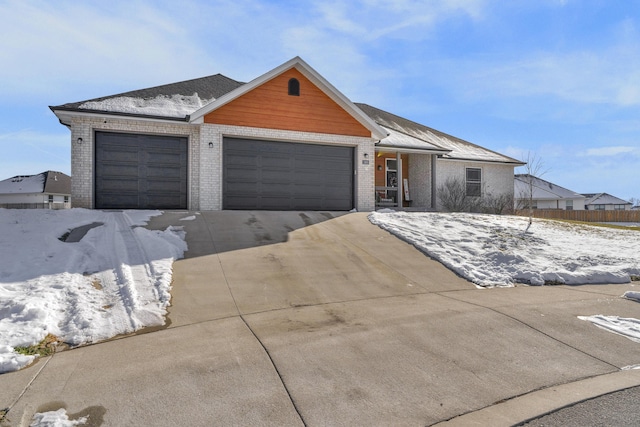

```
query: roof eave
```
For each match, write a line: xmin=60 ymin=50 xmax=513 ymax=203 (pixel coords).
xmin=375 ymin=144 xmax=450 ymax=155
xmin=50 ymin=106 xmax=189 ymax=124
xmin=440 ymin=156 xmax=526 ymax=166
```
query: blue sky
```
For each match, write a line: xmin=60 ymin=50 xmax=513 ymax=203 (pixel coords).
xmin=1 ymin=0 xmax=639 ymax=201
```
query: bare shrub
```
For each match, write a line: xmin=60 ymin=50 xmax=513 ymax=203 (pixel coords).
xmin=438 ymin=177 xmax=471 ymax=212
xmin=438 ymin=178 xmax=513 ymax=214
xmin=483 ymin=192 xmax=515 ymax=215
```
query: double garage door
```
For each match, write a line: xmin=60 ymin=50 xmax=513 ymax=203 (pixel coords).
xmin=223 ymin=137 xmax=354 ymax=210
xmin=94 ymin=133 xmax=354 ymax=210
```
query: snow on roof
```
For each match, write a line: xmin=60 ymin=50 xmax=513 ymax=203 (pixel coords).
xmin=376 ymin=125 xmax=449 ymax=153
xmin=583 ymin=193 xmax=632 ymax=205
xmin=514 ymin=175 xmax=585 ymax=200
xmin=0 ymin=173 xmax=45 ymax=194
xmin=356 ymin=103 xmax=523 ymax=164
xmin=51 ymin=73 xmax=244 ymax=120
xmin=78 ymin=93 xmax=212 ymax=118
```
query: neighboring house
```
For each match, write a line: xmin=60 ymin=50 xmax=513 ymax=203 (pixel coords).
xmin=514 ymin=174 xmax=586 ymax=210
xmin=582 ymin=193 xmax=632 ymax=211
xmin=50 ymin=57 xmax=522 ymax=212
xmin=0 ymin=171 xmax=71 ymax=209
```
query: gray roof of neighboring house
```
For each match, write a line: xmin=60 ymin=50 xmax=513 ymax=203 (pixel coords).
xmin=356 ymin=103 xmax=524 ymax=164
xmin=582 ymin=193 xmax=632 ymax=206
xmin=0 ymin=171 xmax=70 ymax=195
xmin=514 ymin=175 xmax=585 ymax=200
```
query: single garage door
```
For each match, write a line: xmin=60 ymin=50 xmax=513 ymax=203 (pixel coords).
xmin=95 ymin=132 xmax=188 ymax=209
xmin=223 ymin=137 xmax=354 ymax=210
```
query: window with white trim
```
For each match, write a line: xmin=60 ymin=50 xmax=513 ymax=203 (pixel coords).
xmin=566 ymin=200 xmax=573 ymax=210
xmin=466 ymin=168 xmax=481 ymax=197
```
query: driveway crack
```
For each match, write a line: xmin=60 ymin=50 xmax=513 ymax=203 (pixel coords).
xmin=204 ymin=219 xmax=307 ymax=427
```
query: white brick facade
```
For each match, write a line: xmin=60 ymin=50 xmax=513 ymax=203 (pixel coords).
xmin=68 ymin=117 xmax=375 ymax=211
xmin=435 ymin=159 xmax=515 ymax=210
xmin=407 ymin=153 xmax=434 ymax=208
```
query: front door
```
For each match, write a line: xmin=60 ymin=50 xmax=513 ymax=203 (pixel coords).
xmin=386 ymin=158 xmax=398 ymax=203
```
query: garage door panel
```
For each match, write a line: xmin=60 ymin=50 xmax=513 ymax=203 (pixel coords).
xmin=226 ymin=154 xmax=258 ymax=167
xmin=261 ymin=169 xmax=292 ymax=182
xmin=223 ymin=137 xmax=353 ymax=210
xmin=146 ymin=180 xmax=184 ymax=192
xmin=97 ymin=177 xmax=138 ymax=191
xmin=95 ymin=132 xmax=187 ymax=209
xmin=99 ymin=164 xmax=139 ymax=177
xmin=261 ymin=157 xmax=291 ymax=169
xmin=143 ymin=194 xmax=186 ymax=209
xmin=146 ymin=166 xmax=184 ymax=178
xmin=226 ymin=167 xmax=258 ymax=181
xmin=98 ymin=194 xmax=140 ymax=209
xmin=100 ymin=151 xmax=138 ymax=163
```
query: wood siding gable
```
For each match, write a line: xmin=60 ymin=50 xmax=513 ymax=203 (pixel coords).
xmin=204 ymin=68 xmax=372 ymax=137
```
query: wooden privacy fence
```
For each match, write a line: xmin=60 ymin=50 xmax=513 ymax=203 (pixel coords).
xmin=0 ymin=202 xmax=71 ymax=210
xmin=516 ymin=209 xmax=640 ymax=223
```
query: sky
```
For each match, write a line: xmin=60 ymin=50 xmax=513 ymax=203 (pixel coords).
xmin=1 ymin=0 xmax=639 ymax=201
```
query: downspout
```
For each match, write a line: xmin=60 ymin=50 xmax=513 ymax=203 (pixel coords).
xmin=396 ymin=151 xmax=403 ymax=208
xmin=431 ymin=155 xmax=437 ymax=210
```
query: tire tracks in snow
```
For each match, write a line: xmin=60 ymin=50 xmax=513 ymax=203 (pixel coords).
xmin=101 ymin=212 xmax=160 ymax=334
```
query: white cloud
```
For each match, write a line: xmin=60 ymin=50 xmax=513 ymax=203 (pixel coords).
xmin=0 ymin=1 xmax=219 ymax=100
xmin=310 ymin=0 xmax=485 ymax=42
xmin=584 ymin=146 xmax=638 ymax=157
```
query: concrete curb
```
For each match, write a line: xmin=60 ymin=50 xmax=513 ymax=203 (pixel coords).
xmin=433 ymin=369 xmax=640 ymax=426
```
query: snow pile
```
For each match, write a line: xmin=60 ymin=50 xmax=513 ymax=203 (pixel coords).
xmin=78 ymin=93 xmax=211 ymax=118
xmin=578 ymin=315 xmax=640 ymax=344
xmin=369 ymin=211 xmax=640 ymax=287
xmin=30 ymin=408 xmax=87 ymax=426
xmin=623 ymin=291 xmax=640 ymax=302
xmin=0 ymin=209 xmax=187 ymax=373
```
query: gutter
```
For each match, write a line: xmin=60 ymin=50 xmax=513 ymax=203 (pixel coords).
xmin=49 ymin=106 xmax=190 ymax=124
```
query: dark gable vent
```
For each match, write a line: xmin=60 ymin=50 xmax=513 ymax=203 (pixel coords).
xmin=288 ymin=78 xmax=300 ymax=96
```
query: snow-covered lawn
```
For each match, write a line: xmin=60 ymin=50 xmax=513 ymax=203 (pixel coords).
xmin=369 ymin=211 xmax=640 ymax=288
xmin=0 ymin=209 xmax=187 ymax=374
xmin=370 ymin=211 xmax=640 ymax=348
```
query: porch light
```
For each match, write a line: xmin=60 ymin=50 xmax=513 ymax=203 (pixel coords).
xmin=363 ymin=153 xmax=369 ymax=159
xmin=77 ymin=137 xmax=83 ymax=145
xmin=377 ymin=165 xmax=382 ymax=171
xmin=208 ymin=142 xmax=213 ymax=148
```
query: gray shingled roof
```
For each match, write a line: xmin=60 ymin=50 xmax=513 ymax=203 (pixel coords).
xmin=43 ymin=171 xmax=71 ymax=195
xmin=356 ymin=103 xmax=524 ymax=165
xmin=514 ymin=174 xmax=585 ymax=200
xmin=51 ymin=73 xmax=244 ymax=115
xmin=582 ymin=193 xmax=632 ymax=206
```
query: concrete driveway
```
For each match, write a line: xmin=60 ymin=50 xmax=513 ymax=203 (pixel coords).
xmin=2 ymin=211 xmax=640 ymax=426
